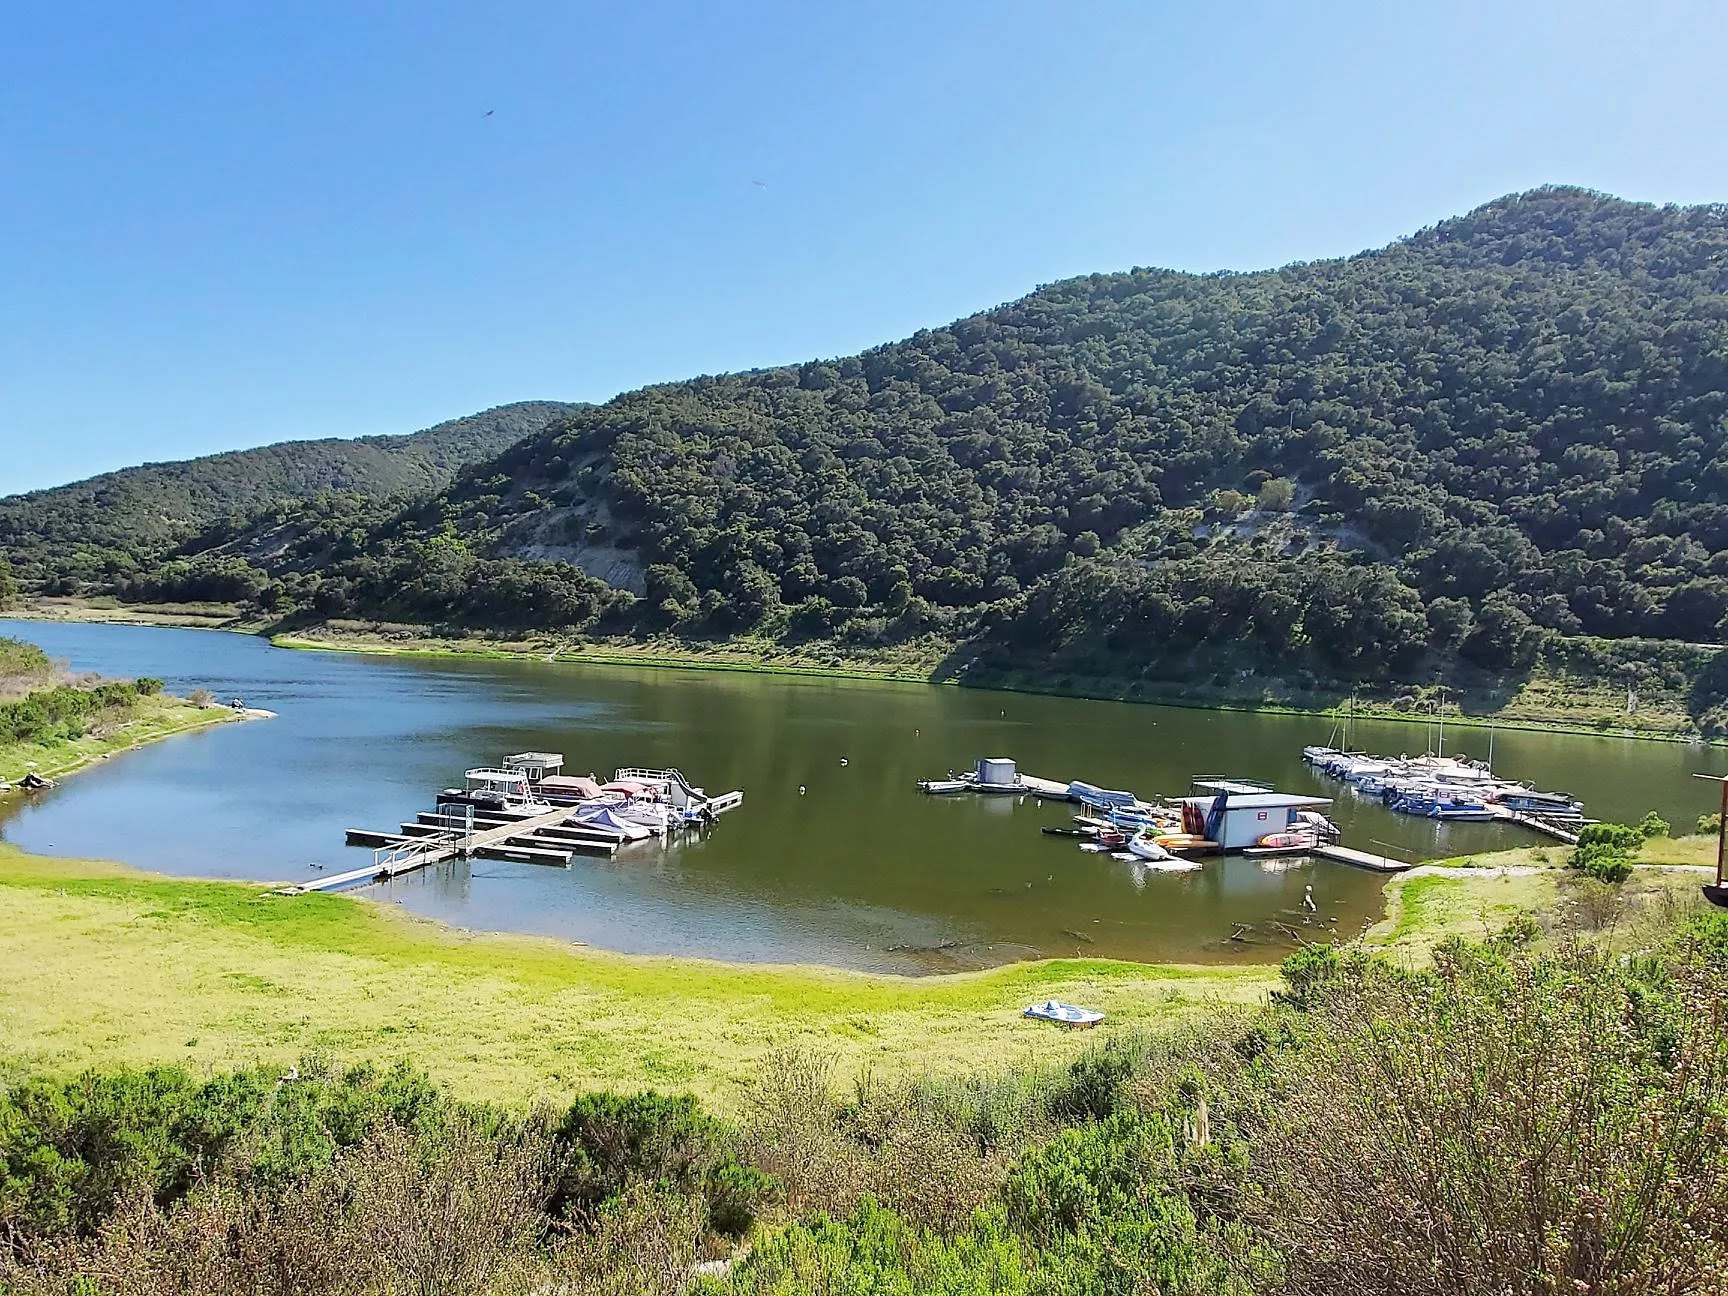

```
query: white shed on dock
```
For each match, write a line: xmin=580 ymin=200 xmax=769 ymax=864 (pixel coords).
xmin=1181 ymin=790 xmax=1332 ymax=851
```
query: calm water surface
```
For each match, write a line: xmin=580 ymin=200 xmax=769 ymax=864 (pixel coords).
xmin=4 ymin=620 xmax=1725 ymax=973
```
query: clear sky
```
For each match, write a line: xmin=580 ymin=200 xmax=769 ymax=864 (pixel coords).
xmin=3 ymin=0 xmax=1725 ymax=496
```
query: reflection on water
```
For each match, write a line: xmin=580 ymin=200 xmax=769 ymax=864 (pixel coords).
xmin=3 ymin=619 xmax=1725 ymax=973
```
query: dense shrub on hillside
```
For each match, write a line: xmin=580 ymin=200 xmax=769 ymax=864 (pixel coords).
xmin=0 ymin=636 xmax=50 ymax=690
xmin=0 ymin=403 xmax=579 ymax=588
xmin=70 ymin=189 xmax=1728 ymax=715
xmin=0 ymin=681 xmax=152 ymax=746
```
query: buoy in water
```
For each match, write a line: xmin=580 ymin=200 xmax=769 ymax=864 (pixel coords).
xmin=798 ymin=785 xmax=806 ymax=795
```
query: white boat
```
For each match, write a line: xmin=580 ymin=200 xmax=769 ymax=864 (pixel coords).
xmin=1292 ymin=809 xmax=1341 ymax=840
xmin=1127 ymin=831 xmax=1173 ymax=862
xmin=918 ymin=779 xmax=969 ymax=794
xmin=1024 ymin=1000 xmax=1104 ymax=1027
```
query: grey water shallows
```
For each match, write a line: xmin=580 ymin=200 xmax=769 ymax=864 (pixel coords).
xmin=3 ymin=620 xmax=1722 ymax=974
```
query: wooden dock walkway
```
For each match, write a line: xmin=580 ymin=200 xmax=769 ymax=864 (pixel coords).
xmin=289 ymin=803 xmax=581 ymax=894
xmin=1313 ymin=843 xmax=1410 ymax=873
xmin=1492 ymin=806 xmax=1583 ymax=844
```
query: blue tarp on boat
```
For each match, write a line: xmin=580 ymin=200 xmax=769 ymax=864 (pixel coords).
xmin=1068 ymin=781 xmax=1137 ymax=809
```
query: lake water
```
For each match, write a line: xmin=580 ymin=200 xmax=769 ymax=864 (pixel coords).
xmin=3 ymin=620 xmax=1724 ymax=973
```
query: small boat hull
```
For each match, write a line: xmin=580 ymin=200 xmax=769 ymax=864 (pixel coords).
xmin=1024 ymin=1000 xmax=1105 ymax=1028
xmin=1127 ymin=834 xmax=1172 ymax=861
xmin=918 ymin=779 xmax=968 ymax=795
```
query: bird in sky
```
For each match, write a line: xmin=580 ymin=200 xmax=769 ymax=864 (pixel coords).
xmin=483 ymin=109 xmax=494 ymax=118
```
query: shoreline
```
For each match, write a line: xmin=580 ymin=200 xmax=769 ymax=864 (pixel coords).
xmin=272 ymin=628 xmax=1714 ymax=747
xmin=0 ymin=695 xmax=262 ymax=787
xmin=6 ymin=600 xmax=1712 ymax=745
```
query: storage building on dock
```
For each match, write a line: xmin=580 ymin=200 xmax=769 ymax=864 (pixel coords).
xmin=1181 ymin=789 xmax=1333 ymax=851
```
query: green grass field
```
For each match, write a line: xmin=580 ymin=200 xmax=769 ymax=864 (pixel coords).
xmin=1360 ymin=835 xmax=1716 ymax=957
xmin=0 ymin=846 xmax=1276 ymax=1107
xmin=4 ymin=835 xmax=1715 ymax=1108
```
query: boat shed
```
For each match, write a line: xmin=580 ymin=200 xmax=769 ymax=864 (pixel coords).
xmin=1180 ymin=790 xmax=1332 ymax=851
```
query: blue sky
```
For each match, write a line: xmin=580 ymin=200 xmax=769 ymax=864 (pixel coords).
xmin=3 ymin=0 xmax=1725 ymax=495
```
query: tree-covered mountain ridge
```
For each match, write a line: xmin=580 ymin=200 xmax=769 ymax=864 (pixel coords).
xmin=0 ymin=400 xmax=583 ymax=588
xmin=64 ymin=187 xmax=1728 ymax=728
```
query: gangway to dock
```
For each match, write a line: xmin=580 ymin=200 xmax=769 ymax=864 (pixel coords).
xmin=1492 ymin=806 xmax=1583 ymax=844
xmin=290 ymin=802 xmax=580 ymax=894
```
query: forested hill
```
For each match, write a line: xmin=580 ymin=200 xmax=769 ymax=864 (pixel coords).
xmin=0 ymin=401 xmax=581 ymax=587
xmin=61 ymin=188 xmax=1728 ymax=718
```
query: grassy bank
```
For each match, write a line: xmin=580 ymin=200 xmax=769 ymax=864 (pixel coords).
xmin=1359 ymin=834 xmax=1716 ymax=958
xmin=0 ymin=845 xmax=1276 ymax=1108
xmin=6 ymin=594 xmax=262 ymax=630
xmin=0 ymin=690 xmax=244 ymax=785
xmin=277 ymin=623 xmax=1710 ymax=744
xmin=5 ymin=839 xmax=1706 ymax=1108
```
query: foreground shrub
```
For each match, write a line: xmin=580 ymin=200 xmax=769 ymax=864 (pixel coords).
xmin=7 ymin=1118 xmax=551 ymax=1296
xmin=550 ymin=1090 xmax=773 ymax=1237
xmin=0 ymin=1058 xmax=456 ymax=1248
xmin=1567 ymin=820 xmax=1647 ymax=884
xmin=708 ymin=1199 xmax=1032 ymax=1296
xmin=1241 ymin=937 xmax=1728 ymax=1294
xmin=1568 ymin=840 xmax=1635 ymax=883
xmin=1575 ymin=822 xmax=1644 ymax=851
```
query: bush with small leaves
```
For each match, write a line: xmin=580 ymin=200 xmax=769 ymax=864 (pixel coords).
xmin=1569 ymin=841 xmax=1635 ymax=884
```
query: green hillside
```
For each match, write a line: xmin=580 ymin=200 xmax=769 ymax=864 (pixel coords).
xmin=0 ymin=401 xmax=581 ymax=588
xmin=44 ymin=188 xmax=1728 ymax=725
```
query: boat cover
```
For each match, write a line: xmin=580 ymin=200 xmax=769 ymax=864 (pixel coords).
xmin=600 ymin=780 xmax=650 ymax=797
xmin=570 ymin=807 xmax=654 ymax=840
xmin=541 ymin=775 xmax=603 ymax=799
xmin=1024 ymin=1000 xmax=1105 ymax=1025
xmin=1068 ymin=780 xmax=1138 ymax=808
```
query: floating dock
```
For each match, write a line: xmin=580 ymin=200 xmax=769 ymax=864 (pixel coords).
xmin=288 ymin=753 xmax=742 ymax=895
xmin=1313 ymin=843 xmax=1409 ymax=873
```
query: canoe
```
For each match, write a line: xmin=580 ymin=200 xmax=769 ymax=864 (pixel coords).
xmin=1254 ymin=830 xmax=1317 ymax=851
